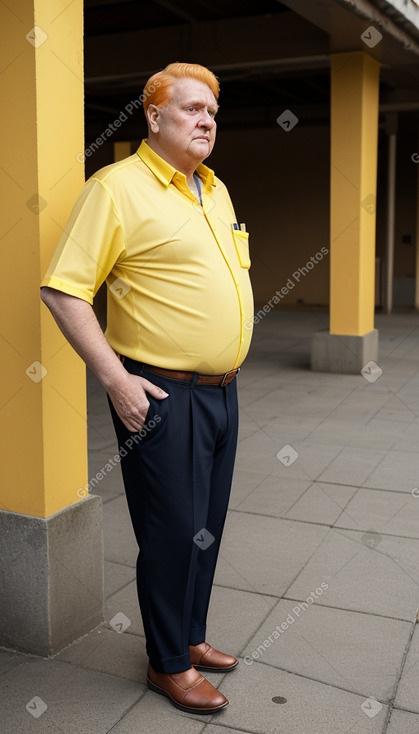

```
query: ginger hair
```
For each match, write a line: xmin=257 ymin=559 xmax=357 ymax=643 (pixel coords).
xmin=143 ymin=62 xmax=219 ymax=113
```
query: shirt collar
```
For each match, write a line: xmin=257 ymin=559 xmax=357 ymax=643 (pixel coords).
xmin=136 ymin=139 xmax=215 ymax=193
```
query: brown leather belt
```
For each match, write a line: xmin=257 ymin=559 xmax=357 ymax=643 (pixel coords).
xmin=119 ymin=355 xmax=240 ymax=386
xmin=141 ymin=363 xmax=240 ymax=387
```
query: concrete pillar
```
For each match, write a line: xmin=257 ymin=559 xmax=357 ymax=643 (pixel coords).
xmin=0 ymin=0 xmax=103 ymax=655
xmin=384 ymin=114 xmax=398 ymax=314
xmin=415 ymin=127 xmax=419 ymax=311
xmin=311 ymin=52 xmax=380 ymax=373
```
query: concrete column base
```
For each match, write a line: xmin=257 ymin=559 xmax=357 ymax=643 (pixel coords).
xmin=311 ymin=328 xmax=379 ymax=374
xmin=0 ymin=495 xmax=103 ymax=656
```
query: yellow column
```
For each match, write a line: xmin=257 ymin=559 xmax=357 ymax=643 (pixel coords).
xmin=114 ymin=141 xmax=132 ymax=161
xmin=0 ymin=0 xmax=87 ymax=518
xmin=330 ymin=52 xmax=380 ymax=336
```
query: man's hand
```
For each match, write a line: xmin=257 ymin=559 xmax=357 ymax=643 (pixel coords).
xmin=40 ymin=288 xmax=168 ymax=431
xmin=107 ymin=372 xmax=169 ymax=432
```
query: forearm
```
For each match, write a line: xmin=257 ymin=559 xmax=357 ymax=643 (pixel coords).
xmin=40 ymin=287 xmax=168 ymax=432
xmin=40 ymin=287 xmax=125 ymax=392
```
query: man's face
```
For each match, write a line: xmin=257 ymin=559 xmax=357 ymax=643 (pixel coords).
xmin=148 ymin=77 xmax=218 ymax=169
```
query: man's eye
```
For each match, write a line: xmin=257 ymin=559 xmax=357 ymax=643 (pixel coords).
xmin=187 ymin=107 xmax=196 ymax=112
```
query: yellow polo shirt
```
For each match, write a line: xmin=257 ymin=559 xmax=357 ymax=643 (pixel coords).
xmin=41 ymin=140 xmax=253 ymax=373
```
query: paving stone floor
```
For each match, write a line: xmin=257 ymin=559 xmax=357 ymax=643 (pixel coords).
xmin=2 ymin=310 xmax=419 ymax=733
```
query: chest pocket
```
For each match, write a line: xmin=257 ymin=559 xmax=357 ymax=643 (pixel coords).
xmin=232 ymin=229 xmax=251 ymax=269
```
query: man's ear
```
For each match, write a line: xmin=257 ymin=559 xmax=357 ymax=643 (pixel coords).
xmin=146 ymin=104 xmax=160 ymax=133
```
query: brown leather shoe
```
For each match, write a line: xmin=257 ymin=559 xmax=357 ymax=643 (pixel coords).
xmin=147 ymin=664 xmax=229 ymax=714
xmin=189 ymin=642 xmax=239 ymax=672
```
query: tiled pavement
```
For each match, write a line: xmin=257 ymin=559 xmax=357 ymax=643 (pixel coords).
xmin=2 ymin=310 xmax=419 ymax=733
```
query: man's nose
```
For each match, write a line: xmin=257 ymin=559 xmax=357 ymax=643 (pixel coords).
xmin=198 ymin=110 xmax=215 ymax=128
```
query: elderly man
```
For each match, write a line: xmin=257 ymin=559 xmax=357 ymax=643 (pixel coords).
xmin=41 ymin=62 xmax=253 ymax=714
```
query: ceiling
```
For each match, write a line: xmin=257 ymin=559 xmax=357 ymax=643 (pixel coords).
xmin=84 ymin=0 xmax=289 ymax=35
xmin=82 ymin=0 xmax=419 ymax=149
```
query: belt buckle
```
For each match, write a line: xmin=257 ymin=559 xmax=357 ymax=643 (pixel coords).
xmin=220 ymin=368 xmax=239 ymax=387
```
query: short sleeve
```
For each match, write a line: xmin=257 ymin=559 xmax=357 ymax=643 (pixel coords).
xmin=41 ymin=178 xmax=126 ymax=304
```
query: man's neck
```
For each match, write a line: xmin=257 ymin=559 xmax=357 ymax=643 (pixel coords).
xmin=146 ymin=138 xmax=201 ymax=185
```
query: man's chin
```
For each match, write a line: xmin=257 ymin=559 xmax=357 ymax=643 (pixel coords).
xmin=190 ymin=140 xmax=213 ymax=159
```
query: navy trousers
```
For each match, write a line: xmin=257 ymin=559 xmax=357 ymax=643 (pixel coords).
xmin=108 ymin=359 xmax=239 ymax=673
